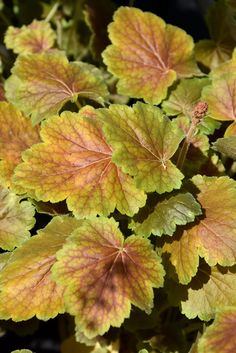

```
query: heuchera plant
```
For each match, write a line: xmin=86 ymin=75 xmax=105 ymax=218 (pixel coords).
xmin=1 ymin=0 xmax=236 ymax=352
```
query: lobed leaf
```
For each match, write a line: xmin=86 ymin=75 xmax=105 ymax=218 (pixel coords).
xmin=102 ymin=7 xmax=200 ymax=104
xmin=52 ymin=217 xmax=165 ymax=338
xmin=198 ymin=308 xmax=236 ymax=353
xmin=0 ymin=102 xmax=40 ymax=190
xmin=0 ymin=186 xmax=35 ymax=251
xmin=213 ymin=136 xmax=236 ymax=159
xmin=13 ymin=108 xmax=146 ymax=218
xmin=131 ymin=193 xmax=202 ymax=237
xmin=4 ymin=20 xmax=56 ymax=54
xmin=5 ymin=52 xmax=109 ymax=124
xmin=99 ymin=102 xmax=184 ymax=193
xmin=0 ymin=216 xmax=81 ymax=321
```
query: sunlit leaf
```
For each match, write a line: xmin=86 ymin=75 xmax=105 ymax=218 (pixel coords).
xmin=5 ymin=52 xmax=109 ymax=124
xmin=52 ymin=217 xmax=165 ymax=338
xmin=0 ymin=216 xmax=81 ymax=321
xmin=0 ymin=186 xmax=35 ymax=251
xmin=131 ymin=193 xmax=201 ymax=237
xmin=4 ymin=20 xmax=56 ymax=54
xmin=210 ymin=48 xmax=236 ymax=77
xmin=198 ymin=308 xmax=236 ymax=353
xmin=213 ymin=136 xmax=236 ymax=159
xmin=99 ymin=102 xmax=184 ymax=193
xmin=11 ymin=350 xmax=33 ymax=353
xmin=102 ymin=7 xmax=200 ymax=104
xmin=13 ymin=108 xmax=146 ymax=218
xmin=0 ymin=102 xmax=40 ymax=190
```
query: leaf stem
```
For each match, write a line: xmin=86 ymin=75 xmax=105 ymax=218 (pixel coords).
xmin=176 ymin=121 xmax=197 ymax=170
xmin=45 ymin=2 xmax=60 ymax=22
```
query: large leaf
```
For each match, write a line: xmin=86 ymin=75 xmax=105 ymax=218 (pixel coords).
xmin=5 ymin=52 xmax=108 ymax=124
xmin=99 ymin=102 xmax=184 ymax=193
xmin=13 ymin=108 xmax=146 ymax=218
xmin=4 ymin=20 xmax=56 ymax=54
xmin=52 ymin=217 xmax=165 ymax=338
xmin=0 ymin=216 xmax=81 ymax=321
xmin=198 ymin=308 xmax=236 ymax=353
xmin=0 ymin=102 xmax=40 ymax=190
xmin=0 ymin=186 xmax=35 ymax=251
xmin=131 ymin=193 xmax=202 ymax=237
xmin=102 ymin=7 xmax=200 ymax=105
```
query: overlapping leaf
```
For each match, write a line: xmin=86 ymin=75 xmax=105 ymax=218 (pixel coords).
xmin=99 ymin=102 xmax=184 ymax=193
xmin=4 ymin=20 xmax=56 ymax=54
xmin=0 ymin=216 xmax=81 ymax=321
xmin=5 ymin=52 xmax=108 ymax=124
xmin=198 ymin=308 xmax=236 ymax=353
xmin=52 ymin=217 xmax=165 ymax=338
xmin=0 ymin=102 xmax=40 ymax=189
xmin=213 ymin=136 xmax=236 ymax=159
xmin=163 ymin=176 xmax=236 ymax=284
xmin=102 ymin=7 xmax=200 ymax=104
xmin=0 ymin=186 xmax=35 ymax=251
xmin=131 ymin=193 xmax=202 ymax=237
xmin=13 ymin=108 xmax=146 ymax=218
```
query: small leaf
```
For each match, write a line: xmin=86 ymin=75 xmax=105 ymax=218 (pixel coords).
xmin=99 ymin=102 xmax=184 ymax=193
xmin=198 ymin=308 xmax=236 ymax=353
xmin=52 ymin=217 xmax=165 ymax=338
xmin=4 ymin=20 xmax=56 ymax=54
xmin=102 ymin=7 xmax=201 ymax=105
xmin=5 ymin=52 xmax=108 ymax=124
xmin=14 ymin=108 xmax=146 ymax=218
xmin=11 ymin=350 xmax=33 ymax=353
xmin=0 ymin=216 xmax=81 ymax=321
xmin=0 ymin=186 xmax=35 ymax=251
xmin=213 ymin=136 xmax=236 ymax=159
xmin=0 ymin=102 xmax=40 ymax=190
xmin=132 ymin=193 xmax=202 ymax=237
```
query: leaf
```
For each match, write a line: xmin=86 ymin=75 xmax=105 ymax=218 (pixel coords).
xmin=4 ymin=20 xmax=56 ymax=54
xmin=99 ymin=102 xmax=184 ymax=193
xmin=162 ymin=78 xmax=209 ymax=117
xmin=5 ymin=52 xmax=109 ymax=124
xmin=0 ymin=186 xmax=35 ymax=251
xmin=0 ymin=102 xmax=40 ymax=190
xmin=213 ymin=136 xmax=236 ymax=159
xmin=131 ymin=193 xmax=202 ymax=237
xmin=11 ymin=350 xmax=33 ymax=353
xmin=210 ymin=48 xmax=236 ymax=78
xmin=181 ymin=264 xmax=236 ymax=321
xmin=0 ymin=216 xmax=81 ymax=321
xmin=102 ymin=7 xmax=201 ymax=105
xmin=198 ymin=308 xmax=236 ymax=353
xmin=13 ymin=108 xmax=146 ymax=218
xmin=163 ymin=176 xmax=236 ymax=284
xmin=52 ymin=217 xmax=165 ymax=338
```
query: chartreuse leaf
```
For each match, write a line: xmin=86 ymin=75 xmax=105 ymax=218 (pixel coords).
xmin=52 ymin=217 xmax=165 ymax=338
xmin=5 ymin=52 xmax=108 ymax=124
xmin=0 ymin=216 xmax=81 ymax=321
xmin=4 ymin=20 xmax=56 ymax=54
xmin=181 ymin=264 xmax=236 ymax=321
xmin=11 ymin=350 xmax=33 ymax=353
xmin=102 ymin=7 xmax=200 ymax=105
xmin=131 ymin=193 xmax=202 ymax=237
xmin=213 ymin=136 xmax=236 ymax=159
xmin=198 ymin=307 xmax=236 ymax=353
xmin=13 ymin=108 xmax=146 ymax=218
xmin=99 ymin=102 xmax=184 ymax=193
xmin=0 ymin=102 xmax=40 ymax=190
xmin=0 ymin=186 xmax=35 ymax=251
xmin=163 ymin=176 xmax=236 ymax=284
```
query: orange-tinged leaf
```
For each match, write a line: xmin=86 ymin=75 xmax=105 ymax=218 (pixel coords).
xmin=0 ymin=102 xmax=40 ymax=190
xmin=99 ymin=102 xmax=184 ymax=193
xmin=0 ymin=186 xmax=35 ymax=251
xmin=52 ymin=217 xmax=165 ymax=338
xmin=198 ymin=308 xmax=236 ymax=353
xmin=4 ymin=20 xmax=56 ymax=54
xmin=0 ymin=216 xmax=81 ymax=321
xmin=13 ymin=109 xmax=146 ymax=218
xmin=102 ymin=7 xmax=201 ymax=104
xmin=5 ymin=52 xmax=108 ymax=124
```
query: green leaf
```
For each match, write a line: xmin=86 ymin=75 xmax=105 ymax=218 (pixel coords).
xmin=52 ymin=217 xmax=165 ymax=338
xmin=5 ymin=52 xmax=109 ymax=124
xmin=99 ymin=102 xmax=184 ymax=193
xmin=0 ymin=216 xmax=81 ymax=321
xmin=11 ymin=350 xmax=33 ymax=353
xmin=131 ymin=193 xmax=202 ymax=237
xmin=213 ymin=136 xmax=236 ymax=159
